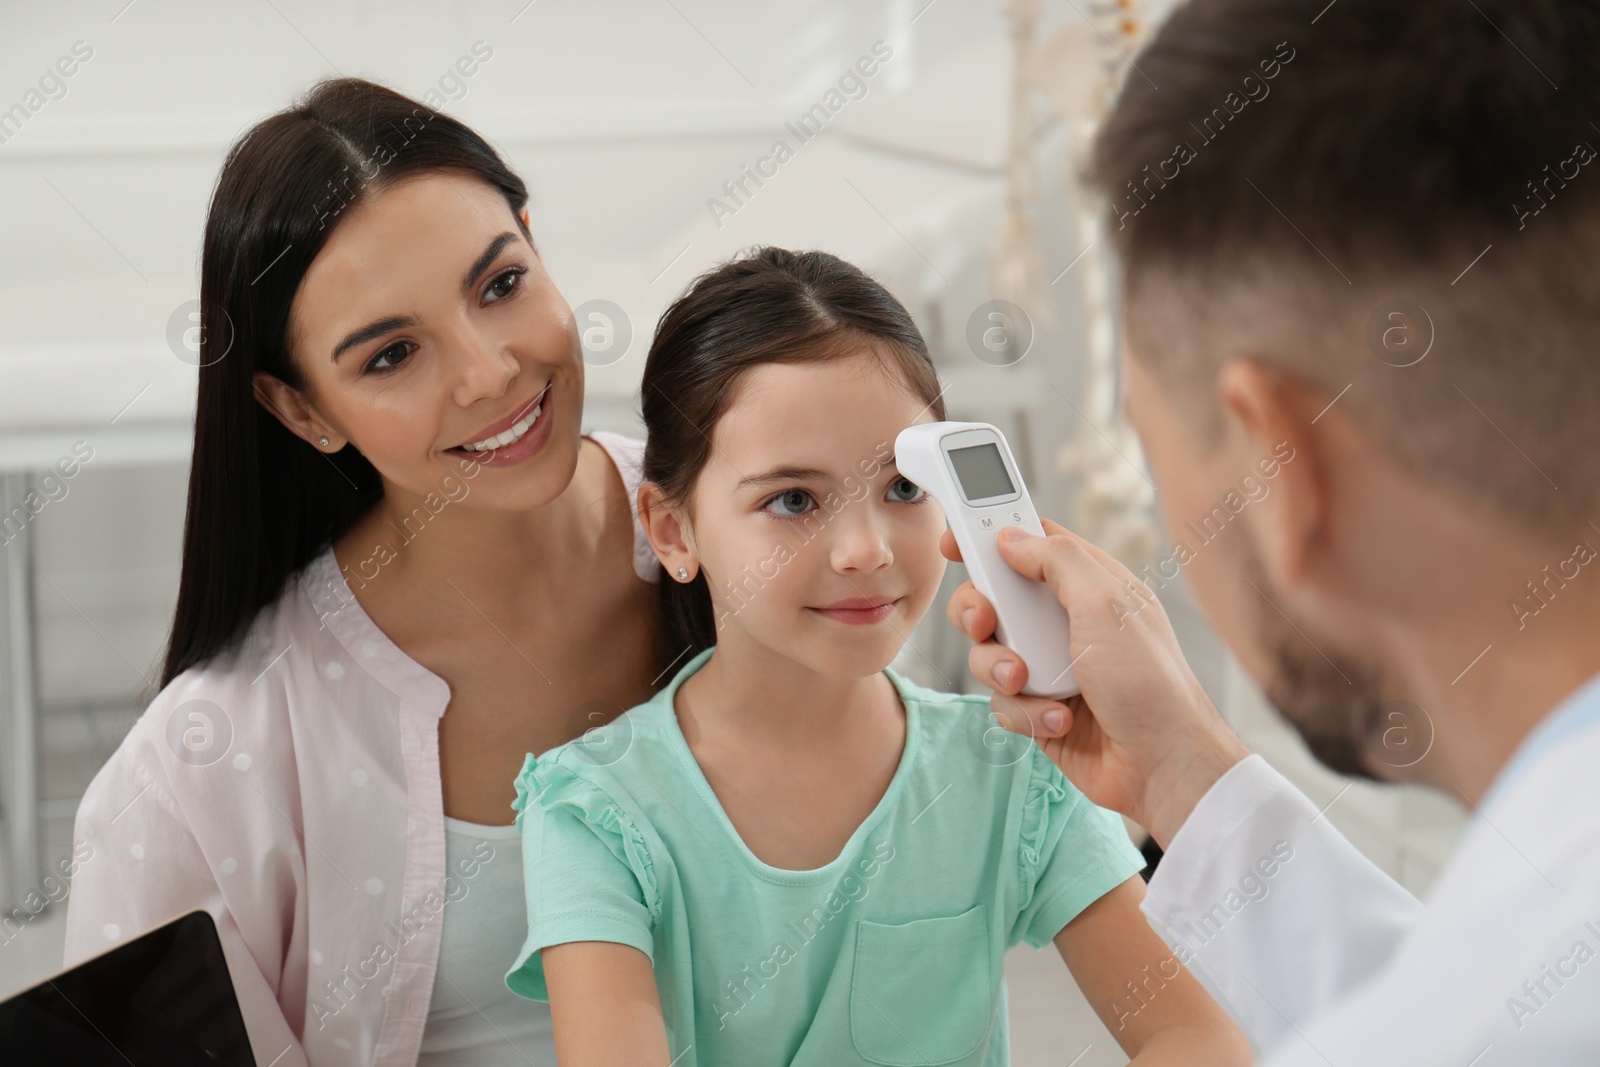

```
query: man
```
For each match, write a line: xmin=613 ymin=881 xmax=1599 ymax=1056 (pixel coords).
xmin=947 ymin=0 xmax=1600 ymax=1062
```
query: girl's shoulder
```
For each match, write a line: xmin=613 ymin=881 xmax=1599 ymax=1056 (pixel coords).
xmin=510 ymin=692 xmax=682 ymax=818
xmin=882 ymin=665 xmax=992 ymax=712
xmin=888 ymin=668 xmax=1086 ymax=797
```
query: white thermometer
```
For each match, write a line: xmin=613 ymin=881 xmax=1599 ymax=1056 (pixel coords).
xmin=896 ymin=421 xmax=1080 ymax=699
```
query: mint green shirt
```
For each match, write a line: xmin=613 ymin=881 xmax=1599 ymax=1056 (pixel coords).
xmin=505 ymin=646 xmax=1145 ymax=1066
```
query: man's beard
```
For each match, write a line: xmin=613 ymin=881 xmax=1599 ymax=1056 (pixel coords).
xmin=1245 ymin=556 xmax=1396 ymax=782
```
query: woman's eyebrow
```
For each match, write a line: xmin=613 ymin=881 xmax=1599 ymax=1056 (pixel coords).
xmin=329 ymin=232 xmax=523 ymax=363
xmin=332 ymin=315 xmax=416 ymax=363
xmin=461 ymin=231 xmax=519 ymax=297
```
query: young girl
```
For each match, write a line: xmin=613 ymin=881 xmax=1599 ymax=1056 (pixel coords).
xmin=504 ymin=248 xmax=1250 ymax=1065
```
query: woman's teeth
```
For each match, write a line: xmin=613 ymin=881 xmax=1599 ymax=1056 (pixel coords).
xmin=461 ymin=399 xmax=543 ymax=452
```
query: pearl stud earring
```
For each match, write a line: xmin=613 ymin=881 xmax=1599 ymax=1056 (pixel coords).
xmin=675 ymin=566 xmax=689 ymax=581
xmin=317 ymin=436 xmax=330 ymax=447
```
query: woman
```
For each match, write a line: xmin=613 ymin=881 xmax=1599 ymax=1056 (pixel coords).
xmin=62 ymin=78 xmax=674 ymax=1066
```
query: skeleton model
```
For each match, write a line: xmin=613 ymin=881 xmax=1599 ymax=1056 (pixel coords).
xmin=991 ymin=0 xmax=1161 ymax=569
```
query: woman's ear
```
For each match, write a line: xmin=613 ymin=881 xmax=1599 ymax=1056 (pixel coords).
xmin=252 ymin=371 xmax=345 ymax=452
xmin=637 ymin=481 xmax=697 ymax=581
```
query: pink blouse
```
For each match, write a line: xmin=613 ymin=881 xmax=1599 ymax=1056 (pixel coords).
xmin=63 ymin=431 xmax=657 ymax=1067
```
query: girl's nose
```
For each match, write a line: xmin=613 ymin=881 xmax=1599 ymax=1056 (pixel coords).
xmin=831 ymin=507 xmax=895 ymax=574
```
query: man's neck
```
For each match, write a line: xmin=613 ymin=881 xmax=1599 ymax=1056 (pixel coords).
xmin=1392 ymin=553 xmax=1600 ymax=805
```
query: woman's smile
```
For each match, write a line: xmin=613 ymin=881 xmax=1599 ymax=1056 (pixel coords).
xmin=446 ymin=380 xmax=555 ymax=467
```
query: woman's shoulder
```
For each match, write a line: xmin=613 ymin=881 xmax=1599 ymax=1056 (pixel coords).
xmin=586 ymin=428 xmax=644 ymax=471
xmin=586 ymin=430 xmax=659 ymax=585
xmin=104 ymin=602 xmax=304 ymax=774
xmin=94 ymin=564 xmax=385 ymax=805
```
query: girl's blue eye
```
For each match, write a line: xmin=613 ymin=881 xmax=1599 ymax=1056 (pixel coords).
xmin=886 ymin=476 xmax=926 ymax=504
xmin=764 ymin=488 xmax=815 ymax=518
xmin=365 ymin=341 xmax=414 ymax=374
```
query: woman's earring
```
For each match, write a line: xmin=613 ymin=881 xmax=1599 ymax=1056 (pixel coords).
xmin=675 ymin=566 xmax=690 ymax=582
xmin=317 ymin=436 xmax=330 ymax=448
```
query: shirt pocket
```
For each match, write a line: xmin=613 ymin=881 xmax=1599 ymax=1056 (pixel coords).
xmin=848 ymin=904 xmax=995 ymax=1065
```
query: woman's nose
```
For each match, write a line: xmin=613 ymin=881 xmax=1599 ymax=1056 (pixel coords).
xmin=450 ymin=327 xmax=519 ymax=406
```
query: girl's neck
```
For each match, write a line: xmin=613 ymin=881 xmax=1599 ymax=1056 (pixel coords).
xmin=678 ymin=633 xmax=903 ymax=751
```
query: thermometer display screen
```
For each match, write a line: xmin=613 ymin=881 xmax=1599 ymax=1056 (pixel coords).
xmin=948 ymin=443 xmax=1015 ymax=501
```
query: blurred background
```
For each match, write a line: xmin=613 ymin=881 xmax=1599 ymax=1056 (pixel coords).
xmin=0 ymin=1 xmax=1464 ymax=1062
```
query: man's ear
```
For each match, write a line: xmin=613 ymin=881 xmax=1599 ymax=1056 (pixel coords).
xmin=637 ymin=481 xmax=697 ymax=580
xmin=252 ymin=371 xmax=345 ymax=451
xmin=1216 ymin=358 xmax=1327 ymax=589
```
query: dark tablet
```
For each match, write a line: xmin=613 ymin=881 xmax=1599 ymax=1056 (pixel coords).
xmin=0 ymin=909 xmax=256 ymax=1066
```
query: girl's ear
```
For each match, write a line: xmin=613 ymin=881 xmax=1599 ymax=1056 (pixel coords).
xmin=637 ymin=481 xmax=698 ymax=581
xmin=252 ymin=371 xmax=345 ymax=451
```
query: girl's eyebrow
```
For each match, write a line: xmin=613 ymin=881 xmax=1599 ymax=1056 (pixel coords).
xmin=736 ymin=465 xmax=831 ymax=491
xmin=735 ymin=459 xmax=899 ymax=491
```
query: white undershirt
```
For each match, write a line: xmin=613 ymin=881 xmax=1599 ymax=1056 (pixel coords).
xmin=417 ymin=816 xmax=556 ymax=1065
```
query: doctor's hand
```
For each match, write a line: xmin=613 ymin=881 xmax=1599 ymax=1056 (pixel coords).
xmin=942 ymin=519 xmax=1250 ymax=848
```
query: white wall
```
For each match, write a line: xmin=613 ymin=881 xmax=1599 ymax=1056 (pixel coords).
xmin=1 ymin=0 xmax=1044 ymax=703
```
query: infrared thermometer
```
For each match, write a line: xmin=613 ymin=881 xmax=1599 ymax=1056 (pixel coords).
xmin=896 ymin=421 xmax=1080 ymax=699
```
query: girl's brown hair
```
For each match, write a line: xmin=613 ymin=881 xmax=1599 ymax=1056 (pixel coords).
xmin=641 ymin=246 xmax=947 ymax=658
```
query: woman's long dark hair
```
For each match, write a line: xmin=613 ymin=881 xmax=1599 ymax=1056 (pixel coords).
xmin=641 ymin=247 xmax=947 ymax=660
xmin=162 ymin=78 xmax=531 ymax=686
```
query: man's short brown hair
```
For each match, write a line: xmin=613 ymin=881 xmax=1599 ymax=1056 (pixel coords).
xmin=1089 ymin=0 xmax=1600 ymax=530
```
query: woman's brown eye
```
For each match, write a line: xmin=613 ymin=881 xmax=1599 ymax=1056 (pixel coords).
xmin=486 ymin=268 xmax=523 ymax=301
xmin=366 ymin=342 xmax=412 ymax=373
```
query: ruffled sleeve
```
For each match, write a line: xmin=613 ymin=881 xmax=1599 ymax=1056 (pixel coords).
xmin=515 ymin=753 xmax=662 ymax=920
xmin=505 ymin=750 xmax=662 ymax=1001
xmin=1010 ymin=746 xmax=1148 ymax=948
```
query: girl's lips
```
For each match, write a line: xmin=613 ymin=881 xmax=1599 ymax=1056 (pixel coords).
xmin=806 ymin=598 xmax=902 ymax=626
xmin=446 ymin=382 xmax=555 ymax=468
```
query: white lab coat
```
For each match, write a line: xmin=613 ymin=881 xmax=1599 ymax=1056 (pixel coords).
xmin=1139 ymin=670 xmax=1600 ymax=1065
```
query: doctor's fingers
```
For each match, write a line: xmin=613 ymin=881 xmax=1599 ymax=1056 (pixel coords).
xmin=965 ymin=632 xmax=1036 ymax=698
xmin=988 ymin=690 xmax=1074 ymax=740
xmin=942 ymin=586 xmax=1066 ymax=732
xmin=990 ymin=522 xmax=1163 ymax=638
xmin=939 ymin=527 xmax=964 ymax=563
xmin=947 ymin=579 xmax=998 ymax=643
xmin=944 ymin=520 xmax=1152 ymax=641
xmin=994 ymin=519 xmax=1139 ymax=599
